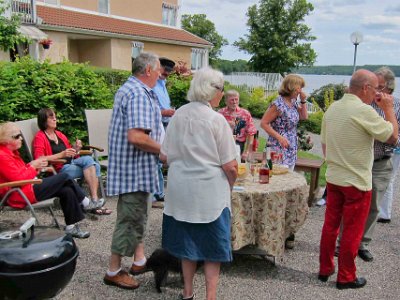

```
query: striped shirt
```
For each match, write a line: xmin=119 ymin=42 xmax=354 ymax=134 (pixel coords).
xmin=372 ymin=97 xmax=400 ymax=159
xmin=321 ymin=93 xmax=393 ymax=191
xmin=106 ymin=76 xmax=163 ymax=196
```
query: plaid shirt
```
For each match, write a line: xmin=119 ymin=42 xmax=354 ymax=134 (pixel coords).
xmin=372 ymin=97 xmax=400 ymax=159
xmin=107 ymin=76 xmax=163 ymax=196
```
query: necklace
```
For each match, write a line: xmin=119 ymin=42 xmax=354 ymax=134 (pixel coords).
xmin=44 ymin=130 xmax=58 ymax=144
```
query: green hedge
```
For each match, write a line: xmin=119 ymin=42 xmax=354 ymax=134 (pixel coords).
xmin=0 ymin=57 xmax=114 ymax=142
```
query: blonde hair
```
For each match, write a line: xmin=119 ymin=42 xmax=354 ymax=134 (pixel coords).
xmin=0 ymin=122 xmax=18 ymax=144
xmin=279 ymin=74 xmax=305 ymax=97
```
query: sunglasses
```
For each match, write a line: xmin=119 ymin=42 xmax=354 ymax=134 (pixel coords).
xmin=11 ymin=132 xmax=23 ymax=140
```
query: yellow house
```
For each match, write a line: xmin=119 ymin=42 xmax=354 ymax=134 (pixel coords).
xmin=2 ymin=0 xmax=211 ymax=71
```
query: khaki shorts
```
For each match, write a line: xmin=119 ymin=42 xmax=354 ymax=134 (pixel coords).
xmin=110 ymin=191 xmax=151 ymax=257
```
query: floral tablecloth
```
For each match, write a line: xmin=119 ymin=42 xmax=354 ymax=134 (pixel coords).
xmin=231 ymin=171 xmax=309 ymax=258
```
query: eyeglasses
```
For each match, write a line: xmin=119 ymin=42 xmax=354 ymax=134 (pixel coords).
xmin=377 ymin=85 xmax=387 ymax=93
xmin=367 ymin=84 xmax=379 ymax=92
xmin=11 ymin=132 xmax=23 ymax=140
xmin=212 ymin=84 xmax=224 ymax=92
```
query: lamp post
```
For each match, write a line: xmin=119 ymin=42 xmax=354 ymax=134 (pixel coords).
xmin=350 ymin=31 xmax=363 ymax=74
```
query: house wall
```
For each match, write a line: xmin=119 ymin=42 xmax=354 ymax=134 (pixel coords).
xmin=42 ymin=31 xmax=69 ymax=63
xmin=110 ymin=39 xmax=132 ymax=71
xmin=111 ymin=0 xmax=178 ymax=23
xmin=0 ymin=51 xmax=10 ymax=62
xmin=144 ymin=42 xmax=191 ymax=68
xmin=78 ymin=39 xmax=112 ymax=68
xmin=57 ymin=0 xmax=97 ymax=11
xmin=39 ymin=0 xmax=178 ymax=24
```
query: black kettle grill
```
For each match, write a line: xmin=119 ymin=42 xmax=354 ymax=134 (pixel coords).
xmin=0 ymin=218 xmax=79 ymax=299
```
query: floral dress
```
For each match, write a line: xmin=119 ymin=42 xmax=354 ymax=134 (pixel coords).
xmin=267 ymin=96 xmax=300 ymax=167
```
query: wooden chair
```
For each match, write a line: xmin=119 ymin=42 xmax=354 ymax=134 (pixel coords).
xmin=0 ymin=179 xmax=61 ymax=228
xmin=294 ymin=158 xmax=325 ymax=207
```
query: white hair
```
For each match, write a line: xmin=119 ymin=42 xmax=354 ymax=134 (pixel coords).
xmin=186 ymin=67 xmax=224 ymax=104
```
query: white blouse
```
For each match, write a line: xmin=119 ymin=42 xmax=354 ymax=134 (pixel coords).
xmin=161 ymin=101 xmax=237 ymax=223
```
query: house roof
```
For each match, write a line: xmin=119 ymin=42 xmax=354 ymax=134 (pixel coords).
xmin=36 ymin=5 xmax=211 ymax=47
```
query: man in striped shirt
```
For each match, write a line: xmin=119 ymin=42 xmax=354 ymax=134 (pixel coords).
xmin=357 ymin=67 xmax=400 ymax=262
xmin=103 ymin=52 xmax=163 ymax=290
xmin=318 ymin=69 xmax=398 ymax=289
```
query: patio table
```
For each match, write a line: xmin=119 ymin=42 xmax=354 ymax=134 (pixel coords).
xmin=231 ymin=171 xmax=309 ymax=261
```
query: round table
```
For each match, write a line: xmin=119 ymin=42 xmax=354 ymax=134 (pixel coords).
xmin=231 ymin=171 xmax=309 ymax=260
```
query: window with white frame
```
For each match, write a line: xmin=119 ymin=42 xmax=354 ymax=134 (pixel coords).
xmin=131 ymin=41 xmax=144 ymax=59
xmin=162 ymin=3 xmax=177 ymax=26
xmin=191 ymin=48 xmax=208 ymax=70
xmin=99 ymin=0 xmax=109 ymax=14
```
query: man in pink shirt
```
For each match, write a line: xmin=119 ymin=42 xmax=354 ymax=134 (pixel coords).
xmin=219 ymin=90 xmax=257 ymax=160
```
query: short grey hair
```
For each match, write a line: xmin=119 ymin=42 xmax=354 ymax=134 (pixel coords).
xmin=225 ymin=89 xmax=239 ymax=100
xmin=187 ymin=67 xmax=224 ymax=104
xmin=132 ymin=52 xmax=159 ymax=76
xmin=374 ymin=66 xmax=395 ymax=93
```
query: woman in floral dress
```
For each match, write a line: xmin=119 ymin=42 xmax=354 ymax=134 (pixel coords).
xmin=260 ymin=74 xmax=308 ymax=250
xmin=261 ymin=74 xmax=308 ymax=169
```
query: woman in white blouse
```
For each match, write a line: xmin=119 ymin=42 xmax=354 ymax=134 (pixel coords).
xmin=160 ymin=67 xmax=238 ymax=300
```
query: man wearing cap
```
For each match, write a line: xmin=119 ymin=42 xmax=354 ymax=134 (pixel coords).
xmin=154 ymin=57 xmax=176 ymax=128
xmin=152 ymin=57 xmax=176 ymax=204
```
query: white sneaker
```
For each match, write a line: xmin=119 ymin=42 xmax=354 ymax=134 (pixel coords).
xmin=316 ymin=198 xmax=326 ymax=206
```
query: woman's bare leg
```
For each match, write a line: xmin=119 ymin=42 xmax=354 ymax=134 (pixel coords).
xmin=204 ymin=261 xmax=220 ymax=300
xmin=83 ymin=166 xmax=99 ymax=200
xmin=182 ymin=259 xmax=197 ymax=298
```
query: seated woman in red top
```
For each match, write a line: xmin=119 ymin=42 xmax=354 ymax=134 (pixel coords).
xmin=32 ymin=108 xmax=110 ymax=215
xmin=0 ymin=122 xmax=90 ymax=238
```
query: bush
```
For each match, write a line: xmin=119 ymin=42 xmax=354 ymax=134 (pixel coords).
xmin=0 ymin=57 xmax=113 ymax=142
xmin=166 ymin=72 xmax=192 ymax=109
xmin=93 ymin=67 xmax=130 ymax=96
xmin=299 ymin=111 xmax=323 ymax=134
xmin=308 ymin=83 xmax=346 ymax=111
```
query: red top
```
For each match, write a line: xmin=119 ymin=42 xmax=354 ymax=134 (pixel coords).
xmin=218 ymin=106 xmax=257 ymax=143
xmin=32 ymin=130 xmax=71 ymax=172
xmin=0 ymin=145 xmax=38 ymax=208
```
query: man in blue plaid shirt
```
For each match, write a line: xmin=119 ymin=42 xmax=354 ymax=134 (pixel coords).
xmin=103 ymin=52 xmax=163 ymax=290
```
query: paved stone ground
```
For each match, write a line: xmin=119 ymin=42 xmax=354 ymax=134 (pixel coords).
xmin=1 ymin=129 xmax=399 ymax=299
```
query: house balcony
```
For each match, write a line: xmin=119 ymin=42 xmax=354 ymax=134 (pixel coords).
xmin=10 ymin=0 xmax=37 ymax=24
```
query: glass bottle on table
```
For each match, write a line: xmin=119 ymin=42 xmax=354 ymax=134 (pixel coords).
xmin=259 ymin=149 xmax=270 ymax=184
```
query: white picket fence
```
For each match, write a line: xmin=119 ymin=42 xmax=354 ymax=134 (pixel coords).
xmin=224 ymin=72 xmax=319 ymax=114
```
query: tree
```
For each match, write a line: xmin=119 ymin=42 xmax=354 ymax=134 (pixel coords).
xmin=181 ymin=14 xmax=228 ymax=65
xmin=0 ymin=0 xmax=28 ymax=52
xmin=234 ymin=0 xmax=317 ymax=75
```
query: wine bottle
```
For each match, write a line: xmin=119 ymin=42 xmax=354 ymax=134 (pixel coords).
xmin=252 ymin=130 xmax=259 ymax=152
xmin=259 ymin=150 xmax=270 ymax=184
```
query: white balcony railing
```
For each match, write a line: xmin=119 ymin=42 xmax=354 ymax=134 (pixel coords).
xmin=11 ymin=0 xmax=36 ymax=24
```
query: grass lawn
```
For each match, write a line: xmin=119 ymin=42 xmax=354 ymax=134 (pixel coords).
xmin=257 ymin=137 xmax=326 ymax=186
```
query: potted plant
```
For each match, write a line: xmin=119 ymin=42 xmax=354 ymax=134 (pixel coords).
xmin=39 ymin=38 xmax=53 ymax=49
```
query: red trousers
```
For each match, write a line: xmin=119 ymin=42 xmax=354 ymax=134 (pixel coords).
xmin=319 ymin=183 xmax=371 ymax=283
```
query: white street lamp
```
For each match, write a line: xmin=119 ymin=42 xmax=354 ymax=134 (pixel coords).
xmin=350 ymin=31 xmax=363 ymax=74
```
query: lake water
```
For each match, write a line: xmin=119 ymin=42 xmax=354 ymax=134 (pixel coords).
xmin=301 ymin=74 xmax=400 ymax=99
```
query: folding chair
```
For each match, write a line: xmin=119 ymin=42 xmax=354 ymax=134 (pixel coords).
xmin=0 ymin=179 xmax=61 ymax=229
xmin=85 ymin=109 xmax=112 ymax=198
xmin=15 ymin=118 xmax=106 ymax=200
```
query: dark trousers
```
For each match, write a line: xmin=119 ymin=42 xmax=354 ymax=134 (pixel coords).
xmin=319 ymin=183 xmax=371 ymax=283
xmin=33 ymin=173 xmax=85 ymax=225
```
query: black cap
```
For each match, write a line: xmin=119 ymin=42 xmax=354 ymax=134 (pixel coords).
xmin=159 ymin=57 xmax=175 ymax=72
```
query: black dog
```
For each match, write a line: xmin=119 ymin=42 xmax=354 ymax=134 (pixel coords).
xmin=146 ymin=248 xmax=183 ymax=293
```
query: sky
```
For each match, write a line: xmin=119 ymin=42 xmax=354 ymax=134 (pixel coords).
xmin=179 ymin=0 xmax=400 ymax=66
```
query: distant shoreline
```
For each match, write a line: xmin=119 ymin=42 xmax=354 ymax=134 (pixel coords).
xmin=295 ymin=65 xmax=400 ymax=76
